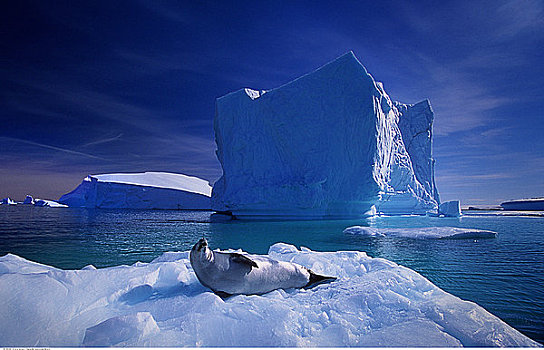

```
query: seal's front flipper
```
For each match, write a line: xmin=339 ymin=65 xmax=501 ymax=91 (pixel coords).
xmin=229 ymin=253 xmax=258 ymax=268
xmin=305 ymin=269 xmax=336 ymax=289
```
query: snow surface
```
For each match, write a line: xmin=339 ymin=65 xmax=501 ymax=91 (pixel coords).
xmin=212 ymin=51 xmax=439 ymax=219
xmin=59 ymin=172 xmax=211 ymax=209
xmin=0 ymin=244 xmax=538 ymax=347
xmin=343 ymin=226 xmax=497 ymax=239
xmin=92 ymin=172 xmax=212 ymax=196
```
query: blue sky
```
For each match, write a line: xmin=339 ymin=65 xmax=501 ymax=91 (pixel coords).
xmin=1 ymin=0 xmax=543 ymax=204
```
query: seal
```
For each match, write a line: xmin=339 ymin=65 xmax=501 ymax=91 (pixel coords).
xmin=189 ymin=238 xmax=336 ymax=296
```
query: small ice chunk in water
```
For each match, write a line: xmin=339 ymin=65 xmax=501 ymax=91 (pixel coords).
xmin=343 ymin=226 xmax=497 ymax=239
xmin=439 ymin=200 xmax=461 ymax=217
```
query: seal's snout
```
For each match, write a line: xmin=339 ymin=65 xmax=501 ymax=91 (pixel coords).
xmin=194 ymin=238 xmax=208 ymax=252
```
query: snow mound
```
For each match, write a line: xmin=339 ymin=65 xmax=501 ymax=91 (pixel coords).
xmin=82 ymin=312 xmax=160 ymax=346
xmin=59 ymin=172 xmax=211 ymax=209
xmin=0 ymin=244 xmax=537 ymax=347
xmin=212 ymin=51 xmax=439 ymax=219
xmin=343 ymin=226 xmax=497 ymax=239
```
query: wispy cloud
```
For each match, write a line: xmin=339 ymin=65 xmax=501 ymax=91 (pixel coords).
xmin=494 ymin=0 xmax=544 ymax=41
xmin=1 ymin=66 xmax=221 ymax=183
xmin=115 ymin=50 xmax=203 ymax=76
xmin=437 ymin=172 xmax=516 ymax=183
xmin=136 ymin=1 xmax=193 ymax=24
xmin=6 ymin=76 xmax=167 ymax=135
xmin=391 ymin=52 xmax=514 ymax=136
xmin=0 ymin=136 xmax=108 ymax=161
xmin=81 ymin=133 xmax=124 ymax=148
xmin=387 ymin=0 xmax=544 ymax=137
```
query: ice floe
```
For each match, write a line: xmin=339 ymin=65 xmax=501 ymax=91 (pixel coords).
xmin=343 ymin=226 xmax=497 ymax=239
xmin=0 ymin=243 xmax=537 ymax=347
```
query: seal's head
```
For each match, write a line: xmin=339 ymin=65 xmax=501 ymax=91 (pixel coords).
xmin=190 ymin=238 xmax=212 ymax=267
xmin=193 ymin=237 xmax=208 ymax=252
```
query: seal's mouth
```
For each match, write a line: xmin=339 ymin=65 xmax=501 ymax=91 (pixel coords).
xmin=195 ymin=238 xmax=208 ymax=252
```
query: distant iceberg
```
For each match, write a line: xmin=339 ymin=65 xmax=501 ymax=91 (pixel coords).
xmin=463 ymin=210 xmax=544 ymax=217
xmin=1 ymin=197 xmax=16 ymax=205
xmin=343 ymin=226 xmax=497 ymax=239
xmin=0 ymin=244 xmax=537 ymax=347
xmin=1 ymin=195 xmax=67 ymax=208
xmin=500 ymin=198 xmax=544 ymax=211
xmin=212 ymin=52 xmax=439 ymax=219
xmin=22 ymin=195 xmax=34 ymax=205
xmin=34 ymin=199 xmax=68 ymax=208
xmin=59 ymin=172 xmax=211 ymax=209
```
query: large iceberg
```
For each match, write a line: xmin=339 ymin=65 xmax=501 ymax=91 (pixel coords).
xmin=212 ymin=52 xmax=439 ymax=219
xmin=59 ymin=172 xmax=211 ymax=209
xmin=0 ymin=244 xmax=538 ymax=347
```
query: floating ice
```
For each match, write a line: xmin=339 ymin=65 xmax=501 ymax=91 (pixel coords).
xmin=439 ymin=200 xmax=461 ymax=217
xmin=59 ymin=172 xmax=211 ymax=209
xmin=463 ymin=210 xmax=544 ymax=217
xmin=22 ymin=195 xmax=34 ymax=205
xmin=0 ymin=243 xmax=536 ymax=347
xmin=343 ymin=226 xmax=497 ymax=239
xmin=501 ymin=198 xmax=544 ymax=211
xmin=1 ymin=197 xmax=16 ymax=205
xmin=34 ymin=199 xmax=68 ymax=208
xmin=212 ymin=52 xmax=439 ymax=219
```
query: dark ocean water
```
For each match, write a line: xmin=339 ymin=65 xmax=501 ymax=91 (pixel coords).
xmin=0 ymin=206 xmax=542 ymax=343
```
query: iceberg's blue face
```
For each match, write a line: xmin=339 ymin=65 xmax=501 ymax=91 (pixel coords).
xmin=211 ymin=52 xmax=439 ymax=218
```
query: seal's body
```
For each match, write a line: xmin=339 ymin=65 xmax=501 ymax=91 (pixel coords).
xmin=189 ymin=238 xmax=336 ymax=296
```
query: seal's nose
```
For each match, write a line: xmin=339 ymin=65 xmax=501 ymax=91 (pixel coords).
xmin=195 ymin=238 xmax=208 ymax=251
